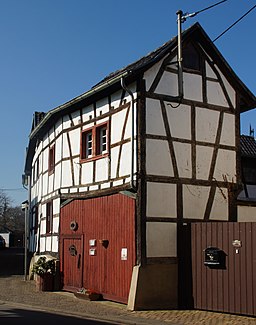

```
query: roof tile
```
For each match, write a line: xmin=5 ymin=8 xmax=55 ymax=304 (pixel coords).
xmin=240 ymin=135 xmax=256 ymax=157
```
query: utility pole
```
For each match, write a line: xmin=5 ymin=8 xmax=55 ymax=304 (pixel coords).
xmin=21 ymin=200 xmax=29 ymax=281
xmin=176 ymin=10 xmax=184 ymax=99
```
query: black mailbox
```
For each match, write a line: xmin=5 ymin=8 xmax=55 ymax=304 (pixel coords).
xmin=204 ymin=247 xmax=222 ymax=266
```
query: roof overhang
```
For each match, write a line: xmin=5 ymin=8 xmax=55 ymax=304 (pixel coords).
xmin=24 ymin=70 xmax=134 ymax=174
xmin=24 ymin=23 xmax=256 ymax=174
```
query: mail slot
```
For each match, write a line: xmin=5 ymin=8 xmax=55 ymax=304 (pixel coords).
xmin=204 ymin=247 xmax=222 ymax=266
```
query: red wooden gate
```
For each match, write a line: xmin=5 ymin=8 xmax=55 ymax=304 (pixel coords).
xmin=60 ymin=193 xmax=135 ymax=303
xmin=188 ymin=222 xmax=256 ymax=316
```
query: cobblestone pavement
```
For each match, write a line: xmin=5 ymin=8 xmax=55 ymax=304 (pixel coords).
xmin=0 ymin=275 xmax=256 ymax=324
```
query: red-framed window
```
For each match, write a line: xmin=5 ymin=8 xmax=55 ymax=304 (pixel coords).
xmin=46 ymin=201 xmax=53 ymax=234
xmin=96 ymin=124 xmax=108 ymax=155
xmin=81 ymin=129 xmax=93 ymax=159
xmin=48 ymin=145 xmax=55 ymax=174
xmin=80 ymin=122 xmax=109 ymax=161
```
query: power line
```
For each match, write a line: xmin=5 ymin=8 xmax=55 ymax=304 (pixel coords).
xmin=181 ymin=0 xmax=228 ymax=21
xmin=213 ymin=4 xmax=256 ymax=42
xmin=195 ymin=0 xmax=228 ymax=15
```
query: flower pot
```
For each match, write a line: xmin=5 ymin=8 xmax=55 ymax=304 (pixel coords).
xmin=35 ymin=273 xmax=54 ymax=292
xmin=74 ymin=291 xmax=102 ymax=301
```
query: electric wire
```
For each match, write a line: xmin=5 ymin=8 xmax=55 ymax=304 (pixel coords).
xmin=194 ymin=0 xmax=228 ymax=15
xmin=213 ymin=4 xmax=256 ymax=42
xmin=182 ymin=0 xmax=228 ymax=20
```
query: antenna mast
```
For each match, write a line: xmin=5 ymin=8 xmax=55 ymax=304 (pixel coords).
xmin=176 ymin=10 xmax=184 ymax=100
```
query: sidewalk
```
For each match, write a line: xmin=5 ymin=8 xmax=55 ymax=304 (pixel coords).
xmin=0 ymin=275 xmax=256 ymax=324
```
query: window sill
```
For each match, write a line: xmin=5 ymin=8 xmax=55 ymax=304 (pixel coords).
xmin=80 ymin=153 xmax=109 ymax=163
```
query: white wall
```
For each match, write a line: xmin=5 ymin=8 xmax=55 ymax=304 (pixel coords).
xmin=30 ymin=84 xmax=139 ymax=254
xmin=238 ymin=205 xmax=256 ymax=222
xmin=146 ymin=222 xmax=177 ymax=257
xmin=0 ymin=233 xmax=10 ymax=247
xmin=143 ymin=43 xmax=238 ymax=258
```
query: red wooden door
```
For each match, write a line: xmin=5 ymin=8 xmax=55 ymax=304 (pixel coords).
xmin=83 ymin=194 xmax=135 ymax=303
xmin=61 ymin=235 xmax=83 ymax=292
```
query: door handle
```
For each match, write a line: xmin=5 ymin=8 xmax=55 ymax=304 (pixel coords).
xmin=77 ymin=254 xmax=81 ymax=269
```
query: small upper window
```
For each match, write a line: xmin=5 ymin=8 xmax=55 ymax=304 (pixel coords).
xmin=33 ymin=157 xmax=40 ymax=184
xmin=80 ymin=123 xmax=108 ymax=161
xmin=48 ymin=145 xmax=55 ymax=174
xmin=183 ymin=42 xmax=201 ymax=72
xmin=46 ymin=201 xmax=53 ymax=234
xmin=33 ymin=205 xmax=39 ymax=234
xmin=82 ymin=130 xmax=93 ymax=159
xmin=36 ymin=158 xmax=40 ymax=179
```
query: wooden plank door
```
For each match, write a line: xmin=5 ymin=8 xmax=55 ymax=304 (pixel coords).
xmin=61 ymin=235 xmax=83 ymax=292
xmin=190 ymin=222 xmax=256 ymax=316
xmin=82 ymin=194 xmax=136 ymax=303
xmin=59 ymin=193 xmax=135 ymax=303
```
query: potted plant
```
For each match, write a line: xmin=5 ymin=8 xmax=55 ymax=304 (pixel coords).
xmin=32 ymin=256 xmax=56 ymax=291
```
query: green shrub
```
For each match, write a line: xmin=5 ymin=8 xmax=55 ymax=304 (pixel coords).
xmin=32 ymin=256 xmax=55 ymax=275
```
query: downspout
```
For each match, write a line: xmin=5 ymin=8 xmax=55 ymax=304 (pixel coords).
xmin=22 ymin=201 xmax=28 ymax=281
xmin=121 ymin=77 xmax=136 ymax=191
xmin=21 ymin=173 xmax=31 ymax=281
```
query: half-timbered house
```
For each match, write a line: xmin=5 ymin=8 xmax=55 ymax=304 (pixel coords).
xmin=24 ymin=22 xmax=256 ymax=311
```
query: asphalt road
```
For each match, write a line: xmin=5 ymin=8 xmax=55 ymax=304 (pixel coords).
xmin=0 ymin=248 xmax=118 ymax=325
xmin=0 ymin=302 xmax=118 ymax=325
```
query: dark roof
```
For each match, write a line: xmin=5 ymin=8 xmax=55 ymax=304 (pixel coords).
xmin=240 ymin=135 xmax=256 ymax=158
xmin=31 ymin=22 xmax=256 ymax=135
xmin=24 ymin=22 xmax=256 ymax=174
xmin=93 ymin=23 xmax=256 ymax=113
xmin=92 ymin=36 xmax=177 ymax=89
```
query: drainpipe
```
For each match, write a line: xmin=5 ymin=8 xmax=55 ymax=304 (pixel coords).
xmin=176 ymin=10 xmax=184 ymax=100
xmin=121 ymin=77 xmax=136 ymax=191
xmin=23 ymin=201 xmax=28 ymax=281
xmin=22 ymin=172 xmax=31 ymax=281
xmin=21 ymin=173 xmax=30 ymax=281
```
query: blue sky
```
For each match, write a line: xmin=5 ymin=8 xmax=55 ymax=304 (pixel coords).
xmin=0 ymin=0 xmax=255 ymax=206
